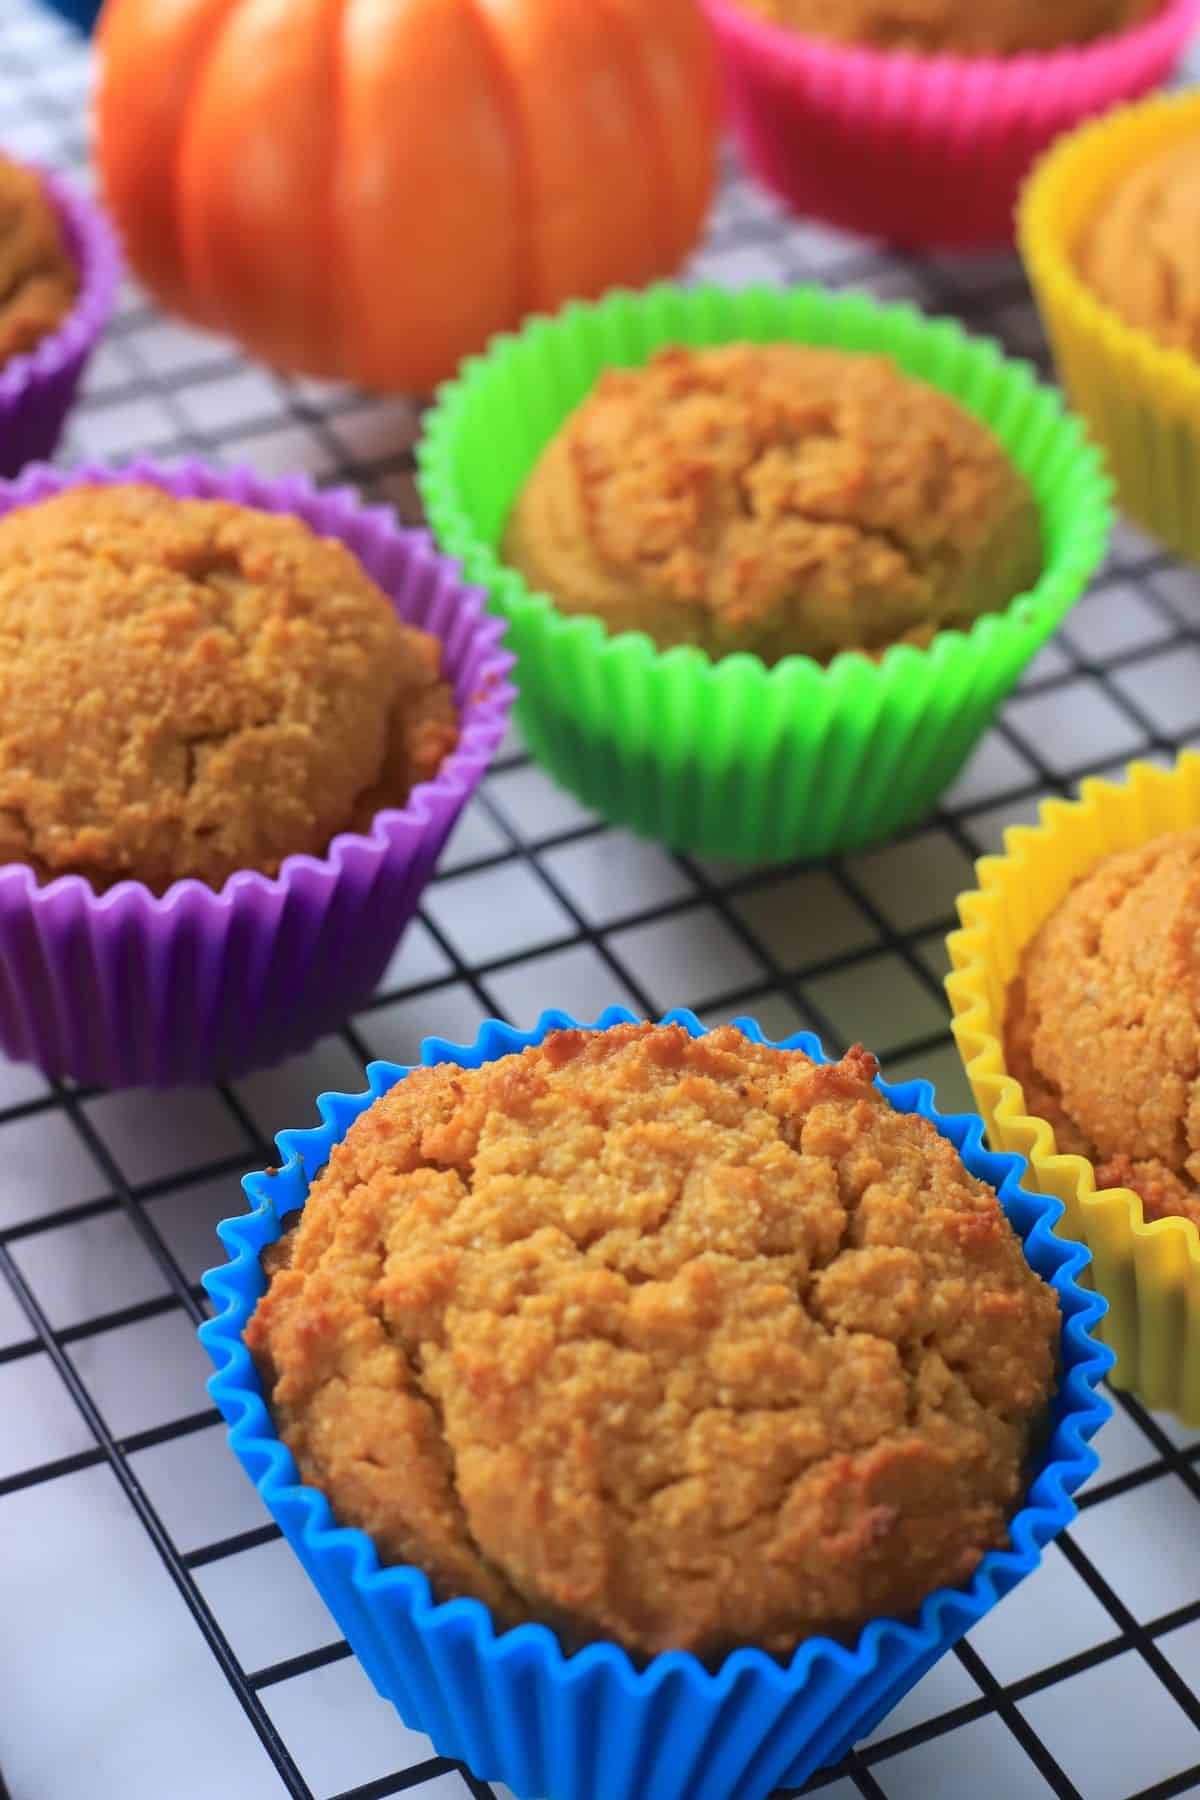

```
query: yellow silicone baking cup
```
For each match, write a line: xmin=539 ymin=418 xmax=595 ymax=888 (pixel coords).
xmin=1020 ymin=90 xmax=1200 ymax=562
xmin=946 ymin=754 xmax=1200 ymax=1425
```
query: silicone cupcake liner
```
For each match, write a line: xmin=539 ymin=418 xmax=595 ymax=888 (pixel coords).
xmin=418 ymin=283 xmax=1111 ymax=864
xmin=0 ymin=164 xmax=121 ymax=476
xmin=948 ymin=755 xmax=1200 ymax=1425
xmin=1020 ymin=90 xmax=1200 ymax=563
xmin=201 ymin=1006 xmax=1112 ymax=1800
xmin=0 ymin=460 xmax=515 ymax=1088
xmin=703 ymin=0 xmax=1200 ymax=251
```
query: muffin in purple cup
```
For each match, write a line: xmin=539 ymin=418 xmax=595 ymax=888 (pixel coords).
xmin=0 ymin=154 xmax=121 ymax=476
xmin=0 ymin=461 xmax=515 ymax=1088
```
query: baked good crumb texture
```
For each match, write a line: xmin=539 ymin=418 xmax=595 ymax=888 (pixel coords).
xmin=0 ymin=152 xmax=78 ymax=367
xmin=1007 ymin=829 xmax=1200 ymax=1232
xmin=736 ymin=0 xmax=1156 ymax=55
xmin=0 ymin=485 xmax=459 ymax=892
xmin=247 ymin=1023 xmax=1060 ymax=1662
xmin=1076 ymin=137 xmax=1200 ymax=359
xmin=503 ymin=344 xmax=1042 ymax=666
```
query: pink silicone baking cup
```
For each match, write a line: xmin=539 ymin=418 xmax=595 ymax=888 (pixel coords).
xmin=0 ymin=461 xmax=515 ymax=1090
xmin=0 ymin=163 xmax=121 ymax=476
xmin=703 ymin=0 xmax=1200 ymax=250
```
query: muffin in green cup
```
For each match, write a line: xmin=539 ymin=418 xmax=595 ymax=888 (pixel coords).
xmin=418 ymin=284 xmax=1110 ymax=863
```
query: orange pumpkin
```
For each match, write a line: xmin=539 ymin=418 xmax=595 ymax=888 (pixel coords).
xmin=96 ymin=0 xmax=720 ymax=392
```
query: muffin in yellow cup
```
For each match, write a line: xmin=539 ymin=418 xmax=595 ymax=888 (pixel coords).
xmin=1020 ymin=90 xmax=1200 ymax=562
xmin=946 ymin=753 xmax=1200 ymax=1425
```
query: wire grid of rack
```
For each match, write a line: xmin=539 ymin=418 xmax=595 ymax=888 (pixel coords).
xmin=2 ymin=6 xmax=1200 ymax=1799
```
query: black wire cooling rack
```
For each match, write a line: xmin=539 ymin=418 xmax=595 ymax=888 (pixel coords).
xmin=3 ymin=6 xmax=1200 ymax=1798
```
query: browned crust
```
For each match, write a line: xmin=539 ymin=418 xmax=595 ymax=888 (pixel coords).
xmin=736 ymin=0 xmax=1157 ymax=54
xmin=1076 ymin=137 xmax=1200 ymax=360
xmin=1004 ymin=829 xmax=1200 ymax=1232
xmin=503 ymin=344 xmax=1041 ymax=666
xmin=0 ymin=485 xmax=459 ymax=892
xmin=247 ymin=1022 xmax=1060 ymax=1661
xmin=0 ymin=153 xmax=77 ymax=368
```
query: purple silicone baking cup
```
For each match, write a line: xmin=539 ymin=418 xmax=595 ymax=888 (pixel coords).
xmin=0 ymin=163 xmax=121 ymax=476
xmin=0 ymin=460 xmax=516 ymax=1088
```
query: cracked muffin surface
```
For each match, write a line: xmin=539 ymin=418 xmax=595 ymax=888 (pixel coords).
xmin=502 ymin=344 xmax=1042 ymax=665
xmin=1076 ymin=137 xmax=1200 ymax=359
xmin=0 ymin=484 xmax=459 ymax=892
xmin=246 ymin=1022 xmax=1061 ymax=1660
xmin=0 ymin=153 xmax=78 ymax=369
xmin=735 ymin=0 xmax=1156 ymax=55
xmin=1006 ymin=829 xmax=1200 ymax=1232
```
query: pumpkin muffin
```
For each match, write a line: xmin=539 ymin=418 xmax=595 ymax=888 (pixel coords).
xmin=736 ymin=0 xmax=1157 ymax=55
xmin=1076 ymin=136 xmax=1200 ymax=358
xmin=0 ymin=485 xmax=459 ymax=893
xmin=0 ymin=152 xmax=78 ymax=368
xmin=502 ymin=344 xmax=1042 ymax=666
xmin=1006 ymin=830 xmax=1200 ymax=1232
xmin=246 ymin=1022 xmax=1061 ymax=1661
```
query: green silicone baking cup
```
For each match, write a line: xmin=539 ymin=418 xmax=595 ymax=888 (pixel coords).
xmin=418 ymin=284 xmax=1112 ymax=862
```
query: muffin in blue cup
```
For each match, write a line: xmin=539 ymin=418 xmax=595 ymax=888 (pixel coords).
xmin=202 ymin=1008 xmax=1111 ymax=1800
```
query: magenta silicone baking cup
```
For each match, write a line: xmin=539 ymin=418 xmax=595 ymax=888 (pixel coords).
xmin=0 ymin=461 xmax=515 ymax=1089
xmin=0 ymin=163 xmax=121 ymax=476
xmin=703 ymin=0 xmax=1200 ymax=251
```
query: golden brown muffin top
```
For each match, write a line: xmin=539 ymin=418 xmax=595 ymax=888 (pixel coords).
xmin=0 ymin=153 xmax=78 ymax=368
xmin=247 ymin=1023 xmax=1060 ymax=1661
xmin=737 ymin=0 xmax=1156 ymax=55
xmin=502 ymin=345 xmax=1042 ymax=666
xmin=1076 ymin=137 xmax=1200 ymax=359
xmin=1006 ymin=829 xmax=1200 ymax=1232
xmin=0 ymin=485 xmax=458 ymax=893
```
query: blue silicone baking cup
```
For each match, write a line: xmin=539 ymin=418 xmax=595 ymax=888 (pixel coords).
xmin=201 ymin=1007 xmax=1113 ymax=1800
